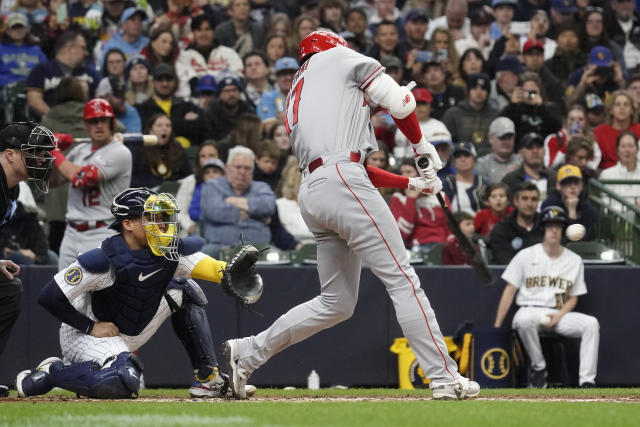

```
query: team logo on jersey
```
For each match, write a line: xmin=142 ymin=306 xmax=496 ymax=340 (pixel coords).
xmin=480 ymin=347 xmax=510 ymax=380
xmin=64 ymin=267 xmax=83 ymax=286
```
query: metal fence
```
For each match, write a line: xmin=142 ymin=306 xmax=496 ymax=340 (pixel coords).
xmin=588 ymin=179 xmax=640 ymax=264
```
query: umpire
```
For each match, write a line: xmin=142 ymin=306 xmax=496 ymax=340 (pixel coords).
xmin=0 ymin=122 xmax=55 ymax=397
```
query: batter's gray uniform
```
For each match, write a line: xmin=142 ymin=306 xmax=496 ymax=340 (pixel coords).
xmin=231 ymin=46 xmax=462 ymax=385
xmin=502 ymin=243 xmax=599 ymax=385
xmin=58 ymin=140 xmax=132 ymax=270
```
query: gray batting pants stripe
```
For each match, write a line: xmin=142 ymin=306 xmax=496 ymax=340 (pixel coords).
xmin=513 ymin=307 xmax=599 ymax=385
xmin=58 ymin=226 xmax=116 ymax=271
xmin=60 ymin=289 xmax=183 ymax=366
xmin=236 ymin=161 xmax=459 ymax=383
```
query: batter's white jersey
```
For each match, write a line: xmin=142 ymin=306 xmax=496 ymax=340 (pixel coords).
xmin=65 ymin=140 xmax=132 ymax=222
xmin=502 ymin=243 xmax=587 ymax=308
xmin=286 ymin=46 xmax=382 ymax=171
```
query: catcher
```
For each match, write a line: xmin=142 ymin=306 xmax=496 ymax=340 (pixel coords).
xmin=15 ymin=187 xmax=263 ymax=399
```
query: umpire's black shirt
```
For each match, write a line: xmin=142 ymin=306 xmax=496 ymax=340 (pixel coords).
xmin=0 ymin=165 xmax=19 ymax=229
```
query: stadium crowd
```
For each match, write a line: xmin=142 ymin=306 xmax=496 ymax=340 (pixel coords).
xmin=1 ymin=0 xmax=640 ymax=266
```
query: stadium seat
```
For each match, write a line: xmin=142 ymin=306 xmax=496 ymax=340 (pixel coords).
xmin=566 ymin=241 xmax=625 ymax=265
xmin=291 ymin=243 xmax=317 ymax=265
xmin=156 ymin=180 xmax=180 ymax=196
xmin=422 ymin=243 xmax=443 ymax=265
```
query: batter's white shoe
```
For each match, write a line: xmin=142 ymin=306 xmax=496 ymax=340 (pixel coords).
xmin=431 ymin=376 xmax=480 ymax=400
xmin=16 ymin=357 xmax=63 ymax=398
xmin=223 ymin=339 xmax=251 ymax=399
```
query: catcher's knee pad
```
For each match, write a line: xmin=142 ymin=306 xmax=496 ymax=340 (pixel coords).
xmin=88 ymin=352 xmax=144 ymax=399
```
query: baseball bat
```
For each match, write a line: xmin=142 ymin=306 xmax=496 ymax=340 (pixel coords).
xmin=71 ymin=133 xmax=158 ymax=146
xmin=417 ymin=157 xmax=495 ymax=285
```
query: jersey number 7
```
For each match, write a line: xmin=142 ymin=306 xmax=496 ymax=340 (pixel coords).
xmin=284 ymin=78 xmax=304 ymax=135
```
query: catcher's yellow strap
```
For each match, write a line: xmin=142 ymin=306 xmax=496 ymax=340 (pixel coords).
xmin=191 ymin=256 xmax=227 ymax=284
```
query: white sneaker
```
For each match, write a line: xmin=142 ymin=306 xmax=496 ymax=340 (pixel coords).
xmin=189 ymin=368 xmax=229 ymax=398
xmin=431 ymin=376 xmax=480 ymax=400
xmin=223 ymin=339 xmax=251 ymax=399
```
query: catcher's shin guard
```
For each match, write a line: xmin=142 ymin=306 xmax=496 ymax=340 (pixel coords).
xmin=168 ymin=279 xmax=218 ymax=380
xmin=47 ymin=352 xmax=144 ymax=399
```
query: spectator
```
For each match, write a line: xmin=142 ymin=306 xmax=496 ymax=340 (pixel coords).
xmin=175 ymin=14 xmax=243 ymax=98
xmin=100 ymin=7 xmax=149 ymax=66
xmin=0 ymin=12 xmax=46 ymax=87
xmin=364 ymin=20 xmax=408 ymax=62
xmin=141 ymin=28 xmax=179 ymax=70
xmin=562 ymin=136 xmax=598 ymax=190
xmin=267 ymin=13 xmax=292 ymax=38
xmin=200 ymin=146 xmax=276 ymax=258
xmin=541 ymin=164 xmax=597 ymax=240
xmin=421 ymin=58 xmax=465 ymax=119
xmin=264 ymin=34 xmax=288 ymax=71
xmin=96 ymin=75 xmax=142 ymax=133
xmin=124 ymin=55 xmax=153 ymax=105
xmin=380 ymin=55 xmax=404 ymax=84
xmin=488 ymin=181 xmax=544 ymax=264
xmin=519 ymin=9 xmax=556 ymax=60
xmin=442 ymin=142 xmax=488 ymax=215
xmin=195 ymin=75 xmax=217 ymax=111
xmin=368 ymin=0 xmax=403 ymax=36
xmin=269 ymin=122 xmax=294 ymax=173
xmin=426 ymin=0 xmax=470 ymax=41
xmin=544 ymin=105 xmax=601 ymax=170
xmin=565 ymin=46 xmax=625 ymax=110
xmin=599 ymin=131 xmax=640 ymax=208
xmin=318 ymin=0 xmax=346 ymax=33
xmin=454 ymin=6 xmax=493 ymax=58
xmin=100 ymin=48 xmax=126 ymax=83
xmin=390 ymin=159 xmax=449 ymax=250
xmin=549 ymin=0 xmax=577 ymax=31
xmin=579 ymin=7 xmax=627 ymax=79
xmin=521 ymin=39 xmax=565 ymax=111
xmin=489 ymin=55 xmax=525 ymax=110
xmin=215 ymin=0 xmax=266 ymax=57
xmin=205 ymin=75 xmax=256 ymax=142
xmin=243 ymin=51 xmax=274 ymax=110
xmin=393 ymin=88 xmax=443 ymax=158
xmin=500 ymin=72 xmax=563 ymax=151
xmin=490 ymin=0 xmax=516 ymax=41
xmin=25 ymin=31 xmax=99 ymax=117
xmin=584 ymin=92 xmax=607 ymax=128
xmin=218 ymin=112 xmax=263 ymax=153
xmin=135 ymin=63 xmax=208 ymax=146
xmin=475 ymin=117 xmax=521 ymax=183
xmin=175 ymin=141 xmax=221 ymax=236
xmin=253 ymin=141 xmax=281 ymax=190
xmin=452 ymin=48 xmax=486 ymax=89
xmin=442 ymin=211 xmax=476 ymax=265
xmin=594 ymin=90 xmax=640 ymax=170
xmin=0 ymin=201 xmax=54 ymax=265
xmin=626 ymin=74 xmax=640 ymax=109
xmin=402 ymin=9 xmax=429 ymax=51
xmin=257 ymin=56 xmax=298 ymax=134
xmin=84 ymin=0 xmax=127 ymax=48
xmin=288 ymin=14 xmax=318 ymax=57
xmin=188 ymin=158 xmax=227 ymax=225
xmin=149 ymin=0 xmax=202 ymax=41
xmin=276 ymin=156 xmax=314 ymax=245
xmin=502 ymin=132 xmax=557 ymax=201
xmin=442 ymin=72 xmax=498 ymax=155
xmin=606 ymin=0 xmax=640 ymax=74
xmin=343 ymin=8 xmax=371 ymax=53
xmin=474 ymin=182 xmax=513 ymax=236
xmin=544 ymin=23 xmax=583 ymax=85
xmin=14 ymin=0 xmax=49 ymax=41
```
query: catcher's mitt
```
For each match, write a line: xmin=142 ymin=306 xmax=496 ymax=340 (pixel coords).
xmin=221 ymin=245 xmax=263 ymax=306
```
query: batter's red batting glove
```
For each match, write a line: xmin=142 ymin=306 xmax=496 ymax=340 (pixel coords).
xmin=53 ymin=132 xmax=74 ymax=151
xmin=51 ymin=148 xmax=67 ymax=168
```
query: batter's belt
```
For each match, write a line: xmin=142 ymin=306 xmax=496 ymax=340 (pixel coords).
xmin=302 ymin=150 xmax=365 ymax=176
xmin=67 ymin=220 xmax=108 ymax=232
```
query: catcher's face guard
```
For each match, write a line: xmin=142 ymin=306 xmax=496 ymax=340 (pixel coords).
xmin=21 ymin=125 xmax=55 ymax=193
xmin=142 ymin=193 xmax=180 ymax=260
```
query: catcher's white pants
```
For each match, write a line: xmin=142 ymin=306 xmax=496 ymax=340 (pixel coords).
xmin=513 ymin=306 xmax=599 ymax=385
xmin=234 ymin=159 xmax=460 ymax=384
xmin=59 ymin=289 xmax=183 ymax=366
xmin=58 ymin=225 xmax=116 ymax=271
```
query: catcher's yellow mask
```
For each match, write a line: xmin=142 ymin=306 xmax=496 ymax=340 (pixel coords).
xmin=142 ymin=193 xmax=180 ymax=260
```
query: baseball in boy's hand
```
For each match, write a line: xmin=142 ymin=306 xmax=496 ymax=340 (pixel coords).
xmin=566 ymin=224 xmax=586 ymax=241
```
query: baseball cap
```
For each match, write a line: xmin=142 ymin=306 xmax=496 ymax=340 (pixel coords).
xmin=496 ymin=55 xmax=525 ymax=74
xmin=153 ymin=63 xmax=176 ymax=79
xmin=589 ymin=46 xmax=612 ymax=67
xmin=585 ymin=93 xmax=605 ymax=111
xmin=453 ymin=142 xmax=477 ymax=157
xmin=202 ymin=158 xmax=226 ymax=173
xmin=381 ymin=55 xmax=403 ymax=70
xmin=6 ymin=12 xmax=28 ymax=28
xmin=521 ymin=132 xmax=544 ymax=148
xmin=412 ymin=88 xmax=432 ymax=103
xmin=120 ymin=7 xmax=147 ymax=25
xmin=423 ymin=120 xmax=452 ymax=147
xmin=126 ymin=54 xmax=151 ymax=76
xmin=96 ymin=76 xmax=126 ymax=98
xmin=540 ymin=205 xmax=568 ymax=225
xmin=557 ymin=164 xmax=583 ymax=183
xmin=522 ymin=39 xmax=544 ymax=55
xmin=275 ymin=57 xmax=299 ymax=73
xmin=488 ymin=117 xmax=515 ymax=137
xmin=197 ymin=75 xmax=217 ymax=94
xmin=216 ymin=74 xmax=243 ymax=94
xmin=405 ymin=9 xmax=429 ymax=23
xmin=551 ymin=0 xmax=577 ymax=13
xmin=467 ymin=72 xmax=491 ymax=92
xmin=492 ymin=0 xmax=517 ymax=7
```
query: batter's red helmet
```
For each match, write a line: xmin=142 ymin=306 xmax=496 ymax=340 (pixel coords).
xmin=84 ymin=98 xmax=116 ymax=130
xmin=298 ymin=30 xmax=349 ymax=62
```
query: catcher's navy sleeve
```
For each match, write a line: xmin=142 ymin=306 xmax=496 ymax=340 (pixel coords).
xmin=38 ymin=279 xmax=95 ymax=334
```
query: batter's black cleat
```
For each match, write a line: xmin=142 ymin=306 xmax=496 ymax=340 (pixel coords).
xmin=528 ymin=368 xmax=547 ymax=389
xmin=0 ymin=385 xmax=9 ymax=398
xmin=16 ymin=357 xmax=63 ymax=397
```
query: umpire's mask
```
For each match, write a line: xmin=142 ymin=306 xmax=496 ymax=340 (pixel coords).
xmin=142 ymin=193 xmax=180 ymax=260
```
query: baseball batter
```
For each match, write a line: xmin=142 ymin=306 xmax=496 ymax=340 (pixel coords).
xmin=224 ymin=31 xmax=480 ymax=400
xmin=16 ymin=188 xmax=254 ymax=399
xmin=50 ymin=99 xmax=132 ymax=270
xmin=494 ymin=206 xmax=599 ymax=388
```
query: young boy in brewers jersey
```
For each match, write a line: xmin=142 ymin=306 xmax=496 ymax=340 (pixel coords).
xmin=493 ymin=205 xmax=599 ymax=388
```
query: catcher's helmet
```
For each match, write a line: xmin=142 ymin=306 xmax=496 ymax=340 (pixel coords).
xmin=0 ymin=122 xmax=55 ymax=193
xmin=298 ymin=30 xmax=349 ymax=62
xmin=84 ymin=98 xmax=116 ymax=130
xmin=540 ymin=205 xmax=568 ymax=226
xmin=110 ymin=187 xmax=156 ymax=228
